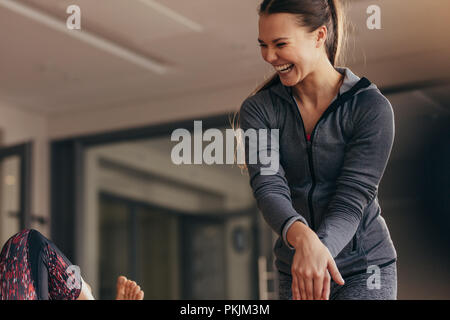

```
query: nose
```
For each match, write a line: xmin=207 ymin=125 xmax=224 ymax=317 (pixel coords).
xmin=262 ymin=47 xmax=278 ymax=64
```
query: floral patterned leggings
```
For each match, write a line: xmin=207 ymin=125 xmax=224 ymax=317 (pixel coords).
xmin=0 ymin=229 xmax=82 ymax=300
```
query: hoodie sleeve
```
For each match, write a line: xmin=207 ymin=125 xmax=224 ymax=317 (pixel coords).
xmin=316 ymin=90 xmax=395 ymax=258
xmin=239 ymin=96 xmax=309 ymax=246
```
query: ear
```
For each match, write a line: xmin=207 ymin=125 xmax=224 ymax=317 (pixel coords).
xmin=315 ymin=25 xmax=328 ymax=48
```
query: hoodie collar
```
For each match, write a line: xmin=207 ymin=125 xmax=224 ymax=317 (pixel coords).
xmin=269 ymin=66 xmax=376 ymax=105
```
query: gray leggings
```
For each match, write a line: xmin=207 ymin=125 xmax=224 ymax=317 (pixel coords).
xmin=278 ymin=261 xmax=397 ymax=300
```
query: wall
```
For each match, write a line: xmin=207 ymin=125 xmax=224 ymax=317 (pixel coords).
xmin=47 ymin=82 xmax=253 ymax=140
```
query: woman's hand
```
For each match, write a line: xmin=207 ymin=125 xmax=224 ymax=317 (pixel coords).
xmin=287 ymin=221 xmax=345 ymax=300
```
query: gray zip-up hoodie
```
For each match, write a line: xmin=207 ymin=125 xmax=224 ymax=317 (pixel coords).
xmin=239 ymin=67 xmax=397 ymax=277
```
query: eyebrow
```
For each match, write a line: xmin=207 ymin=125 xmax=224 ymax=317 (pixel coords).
xmin=257 ymin=37 xmax=290 ymax=44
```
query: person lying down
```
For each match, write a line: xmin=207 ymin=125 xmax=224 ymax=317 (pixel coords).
xmin=0 ymin=229 xmax=144 ymax=300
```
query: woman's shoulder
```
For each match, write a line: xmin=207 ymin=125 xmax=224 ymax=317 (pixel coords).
xmin=353 ymin=84 xmax=393 ymax=111
xmin=351 ymin=86 xmax=394 ymax=123
xmin=239 ymin=86 xmax=281 ymax=129
xmin=241 ymin=87 xmax=274 ymax=111
xmin=240 ymin=86 xmax=276 ymax=114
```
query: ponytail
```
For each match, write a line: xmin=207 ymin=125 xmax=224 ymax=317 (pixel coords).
xmin=326 ymin=0 xmax=345 ymax=67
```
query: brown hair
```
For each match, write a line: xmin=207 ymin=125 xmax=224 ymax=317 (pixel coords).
xmin=230 ymin=0 xmax=348 ymax=172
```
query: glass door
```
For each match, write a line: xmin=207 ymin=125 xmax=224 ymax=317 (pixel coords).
xmin=98 ymin=193 xmax=180 ymax=299
xmin=180 ymin=215 xmax=226 ymax=299
xmin=0 ymin=143 xmax=32 ymax=245
xmin=97 ymin=192 xmax=259 ymax=299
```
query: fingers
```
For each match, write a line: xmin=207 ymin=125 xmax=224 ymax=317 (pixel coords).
xmin=322 ymin=271 xmax=331 ymax=300
xmin=313 ymin=273 xmax=324 ymax=300
xmin=293 ymin=270 xmax=325 ymax=300
xmin=291 ymin=274 xmax=300 ymax=300
xmin=298 ymin=277 xmax=307 ymax=300
xmin=328 ymin=258 xmax=345 ymax=286
xmin=305 ymin=277 xmax=314 ymax=300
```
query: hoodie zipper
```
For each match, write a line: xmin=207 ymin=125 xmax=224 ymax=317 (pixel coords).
xmin=291 ymin=96 xmax=319 ymax=231
xmin=305 ymin=138 xmax=316 ymax=230
xmin=351 ymin=235 xmax=357 ymax=252
xmin=291 ymin=93 xmax=341 ymax=231
xmin=285 ymin=77 xmax=370 ymax=231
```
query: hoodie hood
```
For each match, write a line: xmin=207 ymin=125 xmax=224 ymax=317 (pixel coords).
xmin=268 ymin=66 xmax=378 ymax=105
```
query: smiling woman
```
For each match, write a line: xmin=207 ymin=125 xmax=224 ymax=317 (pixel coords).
xmin=231 ymin=0 xmax=398 ymax=301
xmin=252 ymin=0 xmax=346 ymax=94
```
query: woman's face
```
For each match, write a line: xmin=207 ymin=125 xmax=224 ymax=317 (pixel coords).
xmin=258 ymin=13 xmax=324 ymax=87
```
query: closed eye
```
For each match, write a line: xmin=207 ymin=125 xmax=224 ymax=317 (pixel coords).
xmin=258 ymin=42 xmax=287 ymax=48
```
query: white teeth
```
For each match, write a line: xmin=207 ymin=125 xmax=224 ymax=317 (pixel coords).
xmin=274 ymin=64 xmax=293 ymax=72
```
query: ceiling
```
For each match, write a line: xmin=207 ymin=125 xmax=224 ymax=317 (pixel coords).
xmin=0 ymin=0 xmax=449 ymax=122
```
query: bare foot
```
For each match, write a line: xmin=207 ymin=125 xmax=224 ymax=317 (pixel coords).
xmin=115 ymin=276 xmax=127 ymax=300
xmin=115 ymin=276 xmax=144 ymax=300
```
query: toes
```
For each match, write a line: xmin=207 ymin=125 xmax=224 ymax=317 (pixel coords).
xmin=129 ymin=281 xmax=137 ymax=299
xmin=115 ymin=276 xmax=127 ymax=300
xmin=133 ymin=285 xmax=141 ymax=299
xmin=126 ymin=280 xmax=135 ymax=299
xmin=117 ymin=276 xmax=127 ymax=286
xmin=115 ymin=276 xmax=144 ymax=300
xmin=124 ymin=280 xmax=131 ymax=299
